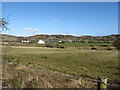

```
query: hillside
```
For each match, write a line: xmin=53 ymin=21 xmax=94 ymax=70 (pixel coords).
xmin=0 ymin=34 xmax=119 ymax=44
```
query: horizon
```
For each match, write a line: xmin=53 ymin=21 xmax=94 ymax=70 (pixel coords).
xmin=1 ymin=2 xmax=118 ymax=36
xmin=1 ymin=33 xmax=119 ymax=38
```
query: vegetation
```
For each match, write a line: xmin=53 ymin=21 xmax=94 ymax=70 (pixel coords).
xmin=3 ymin=61 xmax=96 ymax=88
xmin=59 ymin=42 xmax=112 ymax=47
xmin=1 ymin=34 xmax=119 ymax=88
xmin=0 ymin=18 xmax=9 ymax=31
xmin=0 ymin=34 xmax=119 ymax=45
xmin=113 ymin=36 xmax=120 ymax=50
xmin=2 ymin=46 xmax=119 ymax=88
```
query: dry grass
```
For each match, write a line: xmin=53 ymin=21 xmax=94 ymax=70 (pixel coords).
xmin=2 ymin=46 xmax=119 ymax=88
xmin=2 ymin=61 xmax=96 ymax=88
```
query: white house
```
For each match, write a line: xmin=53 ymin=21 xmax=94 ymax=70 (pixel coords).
xmin=69 ymin=40 xmax=72 ymax=43
xmin=59 ymin=41 xmax=62 ymax=43
xmin=38 ymin=39 xmax=45 ymax=44
xmin=21 ymin=40 xmax=30 ymax=43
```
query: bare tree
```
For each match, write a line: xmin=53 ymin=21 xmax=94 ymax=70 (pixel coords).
xmin=0 ymin=17 xmax=9 ymax=31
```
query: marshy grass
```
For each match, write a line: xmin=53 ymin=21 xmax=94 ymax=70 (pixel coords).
xmin=2 ymin=46 xmax=119 ymax=88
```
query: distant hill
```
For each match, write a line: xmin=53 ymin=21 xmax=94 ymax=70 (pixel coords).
xmin=0 ymin=34 xmax=119 ymax=44
xmin=25 ymin=34 xmax=77 ymax=41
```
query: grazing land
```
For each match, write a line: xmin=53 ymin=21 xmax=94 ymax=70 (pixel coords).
xmin=2 ymin=46 xmax=119 ymax=88
xmin=58 ymin=42 xmax=112 ymax=47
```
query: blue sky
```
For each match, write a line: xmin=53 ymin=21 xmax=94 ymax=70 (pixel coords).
xmin=2 ymin=2 xmax=118 ymax=36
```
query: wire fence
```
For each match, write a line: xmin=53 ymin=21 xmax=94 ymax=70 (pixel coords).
xmin=2 ymin=60 xmax=120 ymax=88
xmin=2 ymin=64 xmax=79 ymax=88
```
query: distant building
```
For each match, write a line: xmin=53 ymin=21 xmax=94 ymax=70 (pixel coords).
xmin=38 ymin=39 xmax=45 ymax=44
xmin=58 ymin=41 xmax=62 ymax=43
xmin=47 ymin=41 xmax=58 ymax=44
xmin=69 ymin=40 xmax=72 ymax=43
xmin=21 ymin=40 xmax=30 ymax=43
xmin=0 ymin=42 xmax=9 ymax=45
xmin=58 ymin=41 xmax=65 ymax=43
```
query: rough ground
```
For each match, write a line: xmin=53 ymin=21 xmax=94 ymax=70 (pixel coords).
xmin=2 ymin=61 xmax=97 ymax=88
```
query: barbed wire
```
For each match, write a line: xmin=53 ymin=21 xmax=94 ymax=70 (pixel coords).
xmin=2 ymin=66 xmax=78 ymax=88
xmin=2 ymin=60 xmax=120 ymax=88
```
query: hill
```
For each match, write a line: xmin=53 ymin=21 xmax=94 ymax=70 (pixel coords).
xmin=0 ymin=34 xmax=119 ymax=44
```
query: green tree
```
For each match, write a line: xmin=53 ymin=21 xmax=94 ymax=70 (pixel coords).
xmin=113 ymin=35 xmax=120 ymax=50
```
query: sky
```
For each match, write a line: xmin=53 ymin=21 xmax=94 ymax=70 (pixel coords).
xmin=1 ymin=2 xmax=118 ymax=36
xmin=2 ymin=0 xmax=120 ymax=2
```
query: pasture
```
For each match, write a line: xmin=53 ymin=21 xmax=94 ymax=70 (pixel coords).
xmin=59 ymin=42 xmax=112 ymax=47
xmin=2 ymin=46 xmax=119 ymax=86
xmin=10 ymin=42 xmax=112 ymax=47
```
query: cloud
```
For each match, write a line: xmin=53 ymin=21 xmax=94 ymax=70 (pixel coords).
xmin=43 ymin=30 xmax=77 ymax=36
xmin=24 ymin=28 xmax=33 ymax=31
xmin=24 ymin=27 xmax=40 ymax=36
xmin=53 ymin=18 xmax=60 ymax=22
xmin=15 ymin=34 xmax=24 ymax=37
xmin=24 ymin=28 xmax=40 ymax=33
xmin=47 ymin=18 xmax=60 ymax=26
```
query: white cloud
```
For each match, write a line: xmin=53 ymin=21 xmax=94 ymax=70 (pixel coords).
xmin=24 ymin=28 xmax=40 ymax=32
xmin=47 ymin=18 xmax=60 ymax=26
xmin=53 ymin=18 xmax=60 ymax=22
xmin=24 ymin=28 xmax=33 ymax=31
xmin=24 ymin=27 xmax=40 ymax=36
xmin=15 ymin=34 xmax=24 ymax=37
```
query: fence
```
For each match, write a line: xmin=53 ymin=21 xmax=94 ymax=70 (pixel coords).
xmin=2 ymin=60 xmax=120 ymax=89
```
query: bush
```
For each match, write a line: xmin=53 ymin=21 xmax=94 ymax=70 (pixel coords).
xmin=113 ymin=37 xmax=120 ymax=50
xmin=91 ymin=47 xmax=97 ymax=50
xmin=106 ymin=48 xmax=112 ymax=50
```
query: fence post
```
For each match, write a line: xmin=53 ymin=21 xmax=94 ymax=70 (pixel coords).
xmin=97 ymin=76 xmax=107 ymax=90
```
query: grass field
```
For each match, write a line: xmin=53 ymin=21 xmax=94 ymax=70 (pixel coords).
xmin=2 ymin=46 xmax=119 ymax=86
xmin=10 ymin=42 xmax=112 ymax=47
xmin=59 ymin=42 xmax=112 ymax=47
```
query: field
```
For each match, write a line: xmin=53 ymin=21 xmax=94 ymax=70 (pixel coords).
xmin=10 ymin=42 xmax=112 ymax=47
xmin=2 ymin=46 xmax=119 ymax=88
xmin=59 ymin=42 xmax=112 ymax=47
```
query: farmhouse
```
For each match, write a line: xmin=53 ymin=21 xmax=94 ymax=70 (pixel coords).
xmin=38 ymin=39 xmax=45 ymax=44
xmin=21 ymin=40 xmax=30 ymax=43
xmin=0 ymin=42 xmax=9 ymax=45
xmin=69 ymin=40 xmax=72 ymax=43
xmin=58 ymin=41 xmax=65 ymax=43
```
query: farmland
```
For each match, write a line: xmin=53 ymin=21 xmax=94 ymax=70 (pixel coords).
xmin=1 ymin=1 xmax=120 ymax=88
xmin=2 ymin=46 xmax=119 ymax=88
xmin=1 ymin=33 xmax=119 ymax=88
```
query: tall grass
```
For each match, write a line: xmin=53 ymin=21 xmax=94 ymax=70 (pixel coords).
xmin=3 ymin=46 xmax=119 ymax=84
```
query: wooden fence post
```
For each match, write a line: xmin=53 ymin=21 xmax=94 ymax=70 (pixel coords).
xmin=97 ymin=76 xmax=107 ymax=90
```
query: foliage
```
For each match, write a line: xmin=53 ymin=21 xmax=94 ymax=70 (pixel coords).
xmin=113 ymin=37 xmax=120 ymax=50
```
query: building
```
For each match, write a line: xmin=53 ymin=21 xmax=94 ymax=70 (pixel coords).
xmin=21 ymin=40 xmax=30 ymax=43
xmin=46 ymin=41 xmax=58 ymax=44
xmin=38 ymin=39 xmax=45 ymax=44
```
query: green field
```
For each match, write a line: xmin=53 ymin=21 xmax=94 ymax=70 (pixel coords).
xmin=10 ymin=42 xmax=112 ymax=47
xmin=3 ymin=46 xmax=119 ymax=85
xmin=59 ymin=42 xmax=112 ymax=47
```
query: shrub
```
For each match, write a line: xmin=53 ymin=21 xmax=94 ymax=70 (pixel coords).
xmin=91 ymin=47 xmax=97 ymax=50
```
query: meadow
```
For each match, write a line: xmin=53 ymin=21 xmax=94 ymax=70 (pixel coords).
xmin=59 ymin=42 xmax=112 ymax=47
xmin=2 ymin=45 xmax=119 ymax=87
xmin=10 ymin=42 xmax=112 ymax=47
